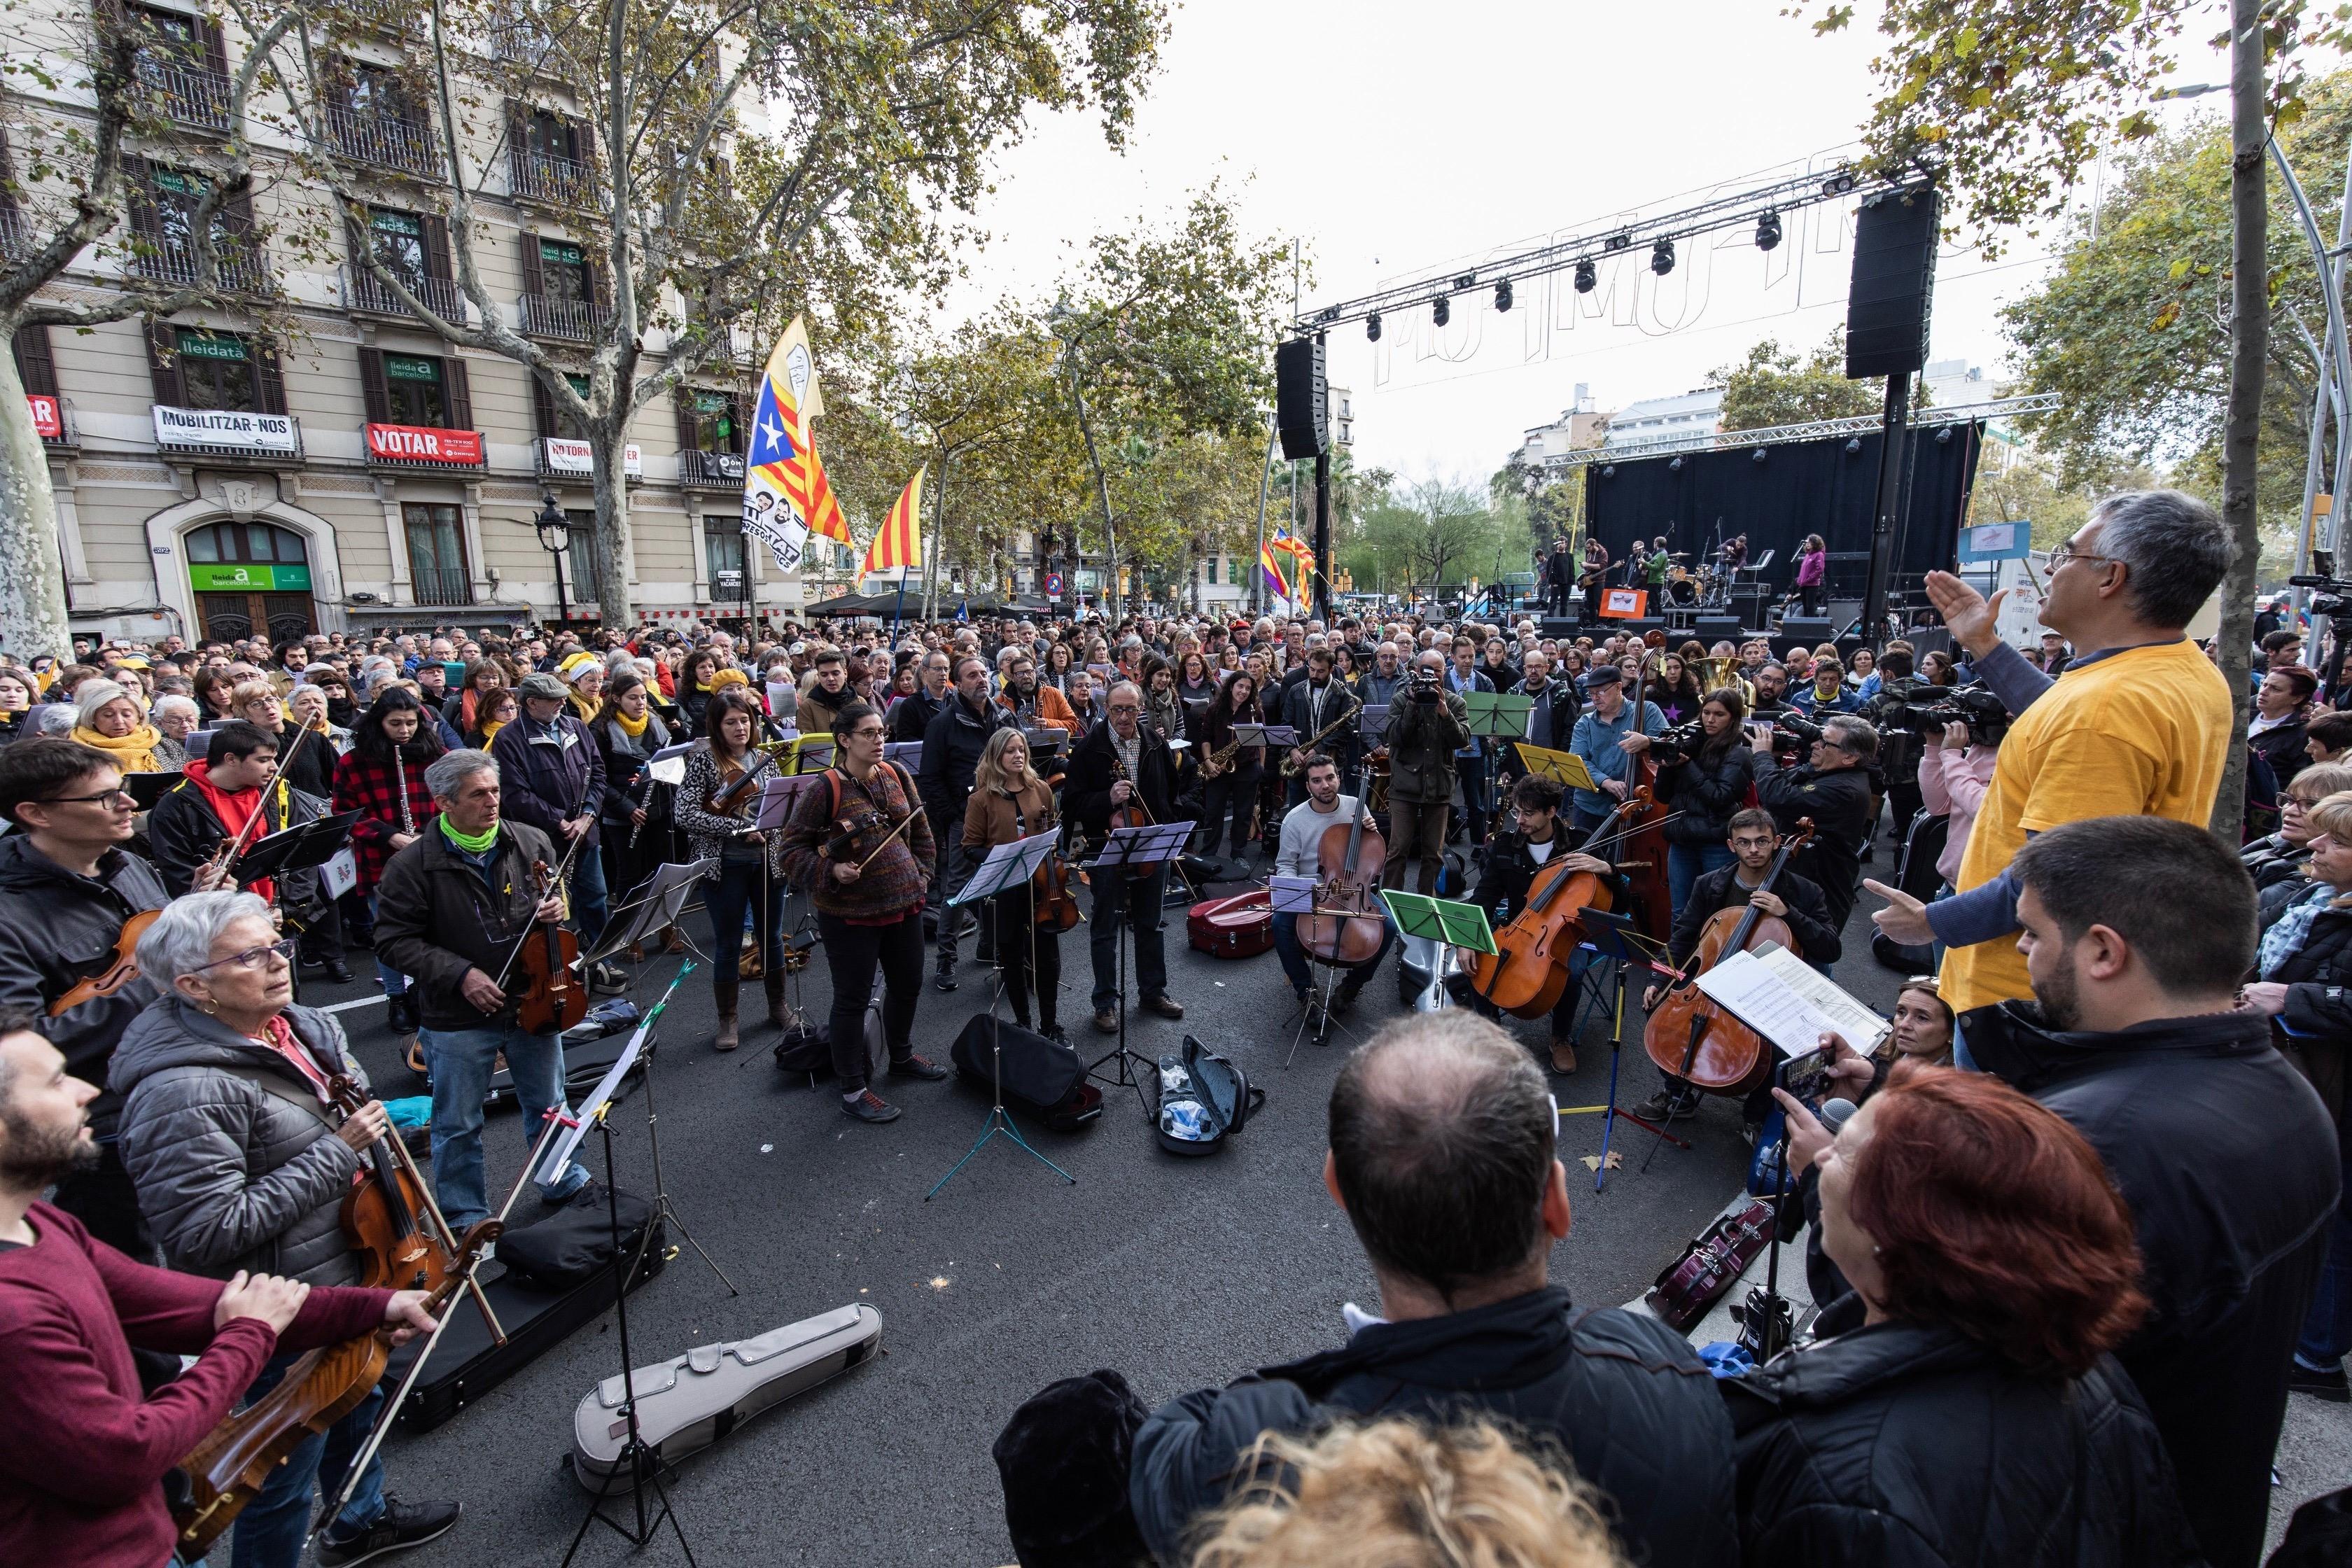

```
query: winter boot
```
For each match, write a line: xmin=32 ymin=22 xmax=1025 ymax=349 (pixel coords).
xmin=713 ymin=967 xmax=741 ymax=1051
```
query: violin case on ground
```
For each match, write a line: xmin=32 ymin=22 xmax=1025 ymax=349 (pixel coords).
xmin=1186 ymin=889 xmax=1273 ymax=958
xmin=383 ymin=1194 xmax=667 ymax=1433
xmin=569 ymin=1304 xmax=883 ymax=1489
xmin=1644 ymin=1199 xmax=1775 ymax=1332
xmin=1154 ymin=1035 xmax=1262 ymax=1156
xmin=478 ymin=1023 xmax=644 ymax=1110
xmin=948 ymin=1014 xmax=1101 ymax=1132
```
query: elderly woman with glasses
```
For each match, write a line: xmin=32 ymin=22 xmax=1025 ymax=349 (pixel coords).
xmin=108 ymin=891 xmax=460 ymax=1566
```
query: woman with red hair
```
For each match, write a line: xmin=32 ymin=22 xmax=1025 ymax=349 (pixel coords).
xmin=1728 ymin=1064 xmax=2201 ymax=1567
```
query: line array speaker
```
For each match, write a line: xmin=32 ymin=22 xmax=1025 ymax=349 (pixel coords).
xmin=1275 ymin=336 xmax=1327 ymax=461
xmin=1844 ymin=184 xmax=1940 ymax=380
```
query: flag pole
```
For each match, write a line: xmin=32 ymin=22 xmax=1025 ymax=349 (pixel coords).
xmin=892 ymin=564 xmax=908 ymax=638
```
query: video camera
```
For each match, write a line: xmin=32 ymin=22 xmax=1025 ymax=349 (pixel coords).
xmin=1410 ymin=664 xmax=1444 ymax=700
xmin=2290 ymin=569 xmax=2352 ymax=620
xmin=1650 ymin=717 xmax=1709 ymax=760
xmin=1889 ymin=685 xmax=2010 ymax=746
xmin=1768 ymin=711 xmax=1825 ymax=751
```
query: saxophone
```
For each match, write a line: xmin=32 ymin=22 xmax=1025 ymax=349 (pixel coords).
xmin=1199 ymin=734 xmax=1243 ymax=780
xmin=1281 ymin=694 xmax=1362 ymax=777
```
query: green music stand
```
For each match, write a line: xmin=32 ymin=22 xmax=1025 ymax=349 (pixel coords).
xmin=1460 ymin=690 xmax=1534 ymax=740
xmin=1378 ymin=890 xmax=1497 ymax=955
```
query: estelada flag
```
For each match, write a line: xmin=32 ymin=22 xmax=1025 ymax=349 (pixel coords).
xmin=741 ymin=316 xmax=850 ymax=570
xmin=860 ymin=468 xmax=924 ymax=576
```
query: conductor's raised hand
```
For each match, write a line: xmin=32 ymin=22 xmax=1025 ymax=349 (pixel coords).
xmin=1924 ymin=570 xmax=2006 ymax=658
xmin=1865 ymin=879 xmax=1933 ymax=946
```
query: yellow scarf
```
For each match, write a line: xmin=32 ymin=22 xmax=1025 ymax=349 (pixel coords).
xmin=568 ymin=692 xmax=598 ymax=723
xmin=480 ymin=718 xmax=507 ymax=745
xmin=613 ymin=707 xmax=650 ymax=739
xmin=74 ymin=722 xmax=163 ymax=774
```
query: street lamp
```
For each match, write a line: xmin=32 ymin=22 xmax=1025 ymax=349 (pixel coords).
xmin=531 ymin=491 xmax=574 ymax=629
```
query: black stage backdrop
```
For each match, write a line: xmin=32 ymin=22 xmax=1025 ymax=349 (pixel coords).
xmin=1581 ymin=422 xmax=1986 ymax=604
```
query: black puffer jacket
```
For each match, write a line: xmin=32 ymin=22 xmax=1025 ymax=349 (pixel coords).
xmin=1656 ymin=741 xmax=1758 ymax=845
xmin=2253 ymin=713 xmax=2313 ymax=789
xmin=1726 ymin=1320 xmax=2204 ymax=1568
xmin=108 ymin=998 xmax=366 ymax=1287
xmin=2242 ymin=832 xmax=2309 ymax=895
xmin=1128 ymin=1287 xmax=1737 ymax=1567
xmin=2260 ymin=895 xmax=2352 ymax=1129
xmin=373 ymin=819 xmax=562 ymax=1032
xmin=0 ymin=836 xmax=169 ymax=1139
xmin=1963 ymin=1002 xmax=2339 ymax=1568
xmin=917 ymin=692 xmax=1012 ymax=841
xmin=1752 ymin=754 xmax=1871 ymax=928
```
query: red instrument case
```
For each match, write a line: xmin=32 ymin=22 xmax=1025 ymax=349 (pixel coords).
xmin=1187 ymin=889 xmax=1273 ymax=958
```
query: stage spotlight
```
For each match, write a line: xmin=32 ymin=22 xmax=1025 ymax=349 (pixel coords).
xmin=1668 ymin=456 xmax=1684 ymax=472
xmin=1432 ymin=295 xmax=1450 ymax=327
xmin=1935 ymin=426 xmax=1954 ymax=445
xmin=1494 ymin=279 xmax=1513 ymax=313
xmin=1844 ymin=437 xmax=1863 ymax=454
xmin=1574 ymin=259 xmax=1597 ymax=293
xmin=1601 ymin=465 xmax=1616 ymax=478
xmin=1821 ymin=170 xmax=1858 ymax=197
xmin=1751 ymin=447 xmax=1768 ymax=463
xmin=1755 ymin=211 xmax=1782 ymax=251
xmin=1651 ymin=238 xmax=1675 ymax=276
xmin=1366 ymin=312 xmax=1381 ymax=342
xmin=1604 ymin=230 xmax=1632 ymax=253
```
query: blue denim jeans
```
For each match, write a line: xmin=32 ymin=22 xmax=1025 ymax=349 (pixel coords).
xmin=421 ymin=1023 xmax=588 ymax=1226
xmin=569 ymin=844 xmax=610 ymax=954
xmin=368 ymin=891 xmax=405 ymax=997
xmin=1667 ymin=843 xmax=1735 ymax=923
xmin=1272 ymin=906 xmax=1395 ymax=1000
xmin=2297 ymin=1147 xmax=2352 ymax=1369
xmin=231 ymin=1352 xmax=385 ymax=1567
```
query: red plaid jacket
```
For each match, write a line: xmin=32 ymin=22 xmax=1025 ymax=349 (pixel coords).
xmin=332 ymin=749 xmax=442 ymax=895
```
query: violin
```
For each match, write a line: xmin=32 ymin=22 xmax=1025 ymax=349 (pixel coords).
xmin=513 ymin=858 xmax=589 ymax=1035
xmin=1469 ymin=789 xmax=1645 ymax=1018
xmin=173 ymin=1219 xmax=502 ymax=1557
xmin=1032 ymin=848 xmax=1083 ymax=932
xmin=1642 ymin=818 xmax=1815 ymax=1096
xmin=1105 ymin=746 xmax=1158 ymax=881
xmin=1297 ymin=760 xmax=1387 ymax=965
xmin=48 ymin=908 xmax=161 ymax=1016
xmin=326 ymin=1073 xmax=458 ymax=1296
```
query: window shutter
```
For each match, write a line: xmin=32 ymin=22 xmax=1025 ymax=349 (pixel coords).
xmin=674 ymin=389 xmax=699 ymax=451
xmin=146 ymin=321 xmax=184 ymax=407
xmin=519 ymin=230 xmax=545 ymax=298
xmin=200 ymin=17 xmax=228 ymax=77
xmin=122 ymin=155 xmax=160 ymax=244
xmin=357 ymin=345 xmax=391 ymax=424
xmin=11 ymin=324 xmax=57 ymax=398
xmin=531 ymin=373 xmax=556 ymax=440
xmin=252 ymin=337 xmax=286 ymax=414
xmin=421 ymin=213 xmax=451 ymax=281
xmin=505 ymin=98 xmax=526 ymax=160
xmin=225 ymin=187 xmax=261 ymax=279
xmin=574 ymin=112 xmax=594 ymax=168
xmin=442 ymin=356 xmax=472 ymax=430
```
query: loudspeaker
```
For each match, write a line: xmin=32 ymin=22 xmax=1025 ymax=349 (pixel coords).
xmin=1779 ymin=616 xmax=1834 ymax=649
xmin=1540 ymin=617 xmax=1581 ymax=640
xmin=1275 ymin=336 xmax=1327 ymax=460
xmin=1695 ymin=614 xmax=1743 ymax=646
xmin=1845 ymin=184 xmax=1940 ymax=379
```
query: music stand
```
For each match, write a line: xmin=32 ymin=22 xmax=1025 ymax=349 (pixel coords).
xmin=122 ymin=770 xmax=177 ymax=811
xmin=1462 ymin=693 xmax=1533 ymax=836
xmin=1573 ymin=909 xmax=1690 ymax=1193
xmin=1233 ymin=722 xmax=1296 ymax=752
xmin=228 ymin=810 xmax=359 ymax=887
xmin=1082 ymin=820 xmax=1195 ymax=1110
xmin=883 ymin=741 xmax=923 ymax=770
xmin=1378 ymin=889 xmax=1495 ymax=955
xmin=1268 ymin=874 xmax=1352 ymax=1065
xmin=584 ymin=859 xmax=715 ymax=969
xmin=926 ymin=829 xmax=1076 ymax=1199
xmin=1513 ymin=743 xmax=1598 ymax=795
xmin=1359 ymin=704 xmax=1390 ymax=746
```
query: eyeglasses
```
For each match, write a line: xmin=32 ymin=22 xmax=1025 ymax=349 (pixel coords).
xmin=41 ymin=786 xmax=136 ymax=808
xmin=2045 ymin=540 xmax=2119 ymax=573
xmin=1109 ymin=702 xmax=1141 ymax=713
xmin=848 ymin=725 xmax=886 ymax=740
xmin=189 ymin=937 xmax=298 ymax=976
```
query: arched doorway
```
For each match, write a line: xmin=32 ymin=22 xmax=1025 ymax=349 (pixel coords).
xmin=188 ymin=521 xmax=317 ymax=644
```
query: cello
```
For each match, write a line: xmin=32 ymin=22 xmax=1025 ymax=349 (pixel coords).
xmin=1616 ymin=632 xmax=1676 ymax=946
xmin=1469 ymin=789 xmax=1647 ymax=1018
xmin=172 ymin=1219 xmax=502 ymax=1556
xmin=1296 ymin=760 xmax=1387 ymax=965
xmin=1641 ymin=818 xmax=1815 ymax=1096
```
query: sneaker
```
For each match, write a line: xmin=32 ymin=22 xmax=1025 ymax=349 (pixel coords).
xmin=888 ymin=1053 xmax=950 ymax=1082
xmin=934 ymin=959 xmax=959 ymax=993
xmin=1141 ymin=994 xmax=1185 ymax=1020
xmin=542 ymin=1177 xmax=603 ymax=1211
xmin=1631 ymin=1088 xmax=1699 ymax=1121
xmin=1043 ymin=1024 xmax=1068 ymax=1046
xmin=841 ymin=1089 xmax=901 ymax=1124
xmin=589 ymin=962 xmax=628 ymax=995
xmin=317 ymin=1495 xmax=461 ymax=1567
xmin=2290 ymin=1359 xmax=2351 ymax=1402
xmin=1092 ymin=1007 xmax=1120 ymax=1034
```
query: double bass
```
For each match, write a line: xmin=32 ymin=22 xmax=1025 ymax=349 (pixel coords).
xmin=1296 ymin=761 xmax=1387 ymax=965
xmin=1469 ymin=790 xmax=1647 ymax=1018
xmin=1616 ymin=631 xmax=1676 ymax=946
xmin=1641 ymin=819 xmax=1815 ymax=1096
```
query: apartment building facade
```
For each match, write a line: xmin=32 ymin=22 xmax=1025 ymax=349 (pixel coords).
xmin=8 ymin=1 xmax=836 ymax=648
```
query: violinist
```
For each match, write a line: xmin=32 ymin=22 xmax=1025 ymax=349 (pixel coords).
xmin=1067 ymin=681 xmax=1189 ymax=1035
xmin=0 ymin=739 xmax=174 ymax=1254
xmin=109 ymin=893 xmax=463 ymax=1567
xmin=1273 ymin=755 xmax=1394 ymax=1018
xmin=372 ymin=749 xmax=594 ymax=1227
xmin=1637 ymin=808 xmax=1840 ymax=1121
xmin=1467 ymin=775 xmax=1616 ymax=1074
xmin=962 ymin=729 xmax=1065 ymax=1041
xmin=673 ymin=687 xmax=787 ymax=1052
xmin=779 ymin=701 xmax=948 ymax=1125
xmin=0 ymin=1017 xmax=436 ymax=1568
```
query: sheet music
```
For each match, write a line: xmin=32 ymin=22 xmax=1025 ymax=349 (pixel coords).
xmin=1690 ymin=945 xmax=1889 ymax=1058
xmin=1752 ymin=943 xmax=1891 ymax=1053
xmin=1268 ymin=874 xmax=1318 ymax=914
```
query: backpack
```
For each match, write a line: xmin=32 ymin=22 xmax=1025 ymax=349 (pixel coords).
xmin=498 ymin=1184 xmax=662 ymax=1292
xmin=948 ymin=1014 xmax=1101 ymax=1132
xmin=1152 ymin=1035 xmax=1263 ymax=1156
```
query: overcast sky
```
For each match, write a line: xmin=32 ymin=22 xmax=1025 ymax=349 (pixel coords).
xmin=948 ymin=0 xmax=2235 ymax=486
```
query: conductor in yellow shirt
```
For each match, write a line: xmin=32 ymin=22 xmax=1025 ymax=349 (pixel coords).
xmin=1868 ymin=490 xmax=2235 ymax=1042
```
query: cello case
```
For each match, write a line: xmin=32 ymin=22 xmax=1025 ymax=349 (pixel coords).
xmin=1187 ymin=889 xmax=1273 ymax=958
xmin=570 ymin=1304 xmax=884 ymax=1488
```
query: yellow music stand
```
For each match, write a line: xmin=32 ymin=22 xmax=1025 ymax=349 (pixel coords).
xmin=1513 ymin=743 xmax=1597 ymax=794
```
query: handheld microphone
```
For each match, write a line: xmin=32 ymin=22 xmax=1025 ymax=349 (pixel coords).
xmin=1817 ymin=1097 xmax=1860 ymax=1134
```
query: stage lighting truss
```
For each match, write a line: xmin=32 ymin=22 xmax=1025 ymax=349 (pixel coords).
xmin=1539 ymin=393 xmax=2060 ymax=471
xmin=1494 ymin=279 xmax=1513 ymax=312
xmin=1293 ymin=160 xmax=1900 ymax=332
xmin=1366 ymin=312 xmax=1382 ymax=342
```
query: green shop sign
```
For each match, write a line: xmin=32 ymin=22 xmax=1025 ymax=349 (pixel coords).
xmin=176 ymin=330 xmax=247 ymax=362
xmin=190 ymin=563 xmax=312 ymax=592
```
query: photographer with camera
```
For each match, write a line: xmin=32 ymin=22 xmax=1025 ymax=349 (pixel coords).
xmin=1868 ymin=489 xmax=2235 ymax=1023
xmin=1862 ymin=646 xmax=1933 ymax=839
xmin=1915 ymin=698 xmax=2009 ymax=909
xmin=1650 ymin=688 xmax=1758 ymax=917
xmin=1748 ymin=713 xmax=1875 ymax=931
xmin=1379 ymin=651 xmax=1471 ymax=895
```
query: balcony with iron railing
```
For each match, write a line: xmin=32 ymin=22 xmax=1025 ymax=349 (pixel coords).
xmin=408 ymin=564 xmax=473 ymax=606
xmin=517 ymin=292 xmax=606 ymax=340
xmin=676 ymin=449 xmax=745 ymax=490
xmin=320 ymin=106 xmax=441 ymax=178
xmin=508 ymin=147 xmax=594 ymax=208
xmin=344 ymin=266 xmax=464 ymax=322
xmin=136 ymin=57 xmax=232 ymax=132
xmin=133 ymin=239 xmax=269 ymax=294
xmin=0 ymin=206 xmax=29 ymax=260
xmin=490 ymin=21 xmax=561 ymax=69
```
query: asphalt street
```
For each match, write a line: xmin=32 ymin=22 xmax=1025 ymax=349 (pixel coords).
xmin=262 ymin=839 xmax=2346 ymax=1567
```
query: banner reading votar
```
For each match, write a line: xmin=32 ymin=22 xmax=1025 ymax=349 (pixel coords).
xmin=153 ymin=405 xmax=298 ymax=452
xmin=740 ymin=316 xmax=825 ymax=572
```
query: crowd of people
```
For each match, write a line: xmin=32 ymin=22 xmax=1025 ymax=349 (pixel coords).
xmin=2 ymin=484 xmax=2349 ymax=1566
